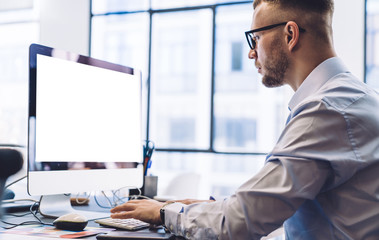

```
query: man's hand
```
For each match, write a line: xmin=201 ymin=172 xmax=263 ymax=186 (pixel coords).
xmin=110 ymin=199 xmax=164 ymax=225
xmin=110 ymin=198 xmax=214 ymax=225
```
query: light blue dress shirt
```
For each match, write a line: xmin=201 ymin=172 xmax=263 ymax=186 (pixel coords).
xmin=163 ymin=57 xmax=379 ymax=239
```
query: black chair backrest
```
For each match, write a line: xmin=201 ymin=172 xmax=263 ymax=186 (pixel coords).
xmin=0 ymin=148 xmax=23 ymax=217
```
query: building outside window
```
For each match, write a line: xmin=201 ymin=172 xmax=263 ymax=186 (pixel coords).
xmin=366 ymin=0 xmax=379 ymax=89
xmin=0 ymin=1 xmax=39 ymax=146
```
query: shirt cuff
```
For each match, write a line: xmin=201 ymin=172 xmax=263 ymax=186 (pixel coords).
xmin=163 ymin=202 xmax=185 ymax=233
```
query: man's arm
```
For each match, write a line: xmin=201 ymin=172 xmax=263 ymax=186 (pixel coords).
xmin=110 ymin=158 xmax=331 ymax=239
xmin=160 ymin=159 xmax=332 ymax=239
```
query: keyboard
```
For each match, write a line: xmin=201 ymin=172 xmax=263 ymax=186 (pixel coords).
xmin=95 ymin=218 xmax=150 ymax=231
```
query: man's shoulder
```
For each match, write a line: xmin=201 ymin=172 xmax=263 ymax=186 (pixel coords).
xmin=313 ymin=73 xmax=377 ymax=112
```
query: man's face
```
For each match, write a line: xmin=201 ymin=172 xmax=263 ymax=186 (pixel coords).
xmin=260 ymin=35 xmax=289 ymax=88
xmin=250 ymin=3 xmax=289 ymax=88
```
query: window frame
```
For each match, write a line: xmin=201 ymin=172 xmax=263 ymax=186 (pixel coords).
xmin=89 ymin=0 xmax=275 ymax=156
xmin=88 ymin=1 xmax=373 ymax=156
xmin=90 ymin=1 xmax=266 ymax=156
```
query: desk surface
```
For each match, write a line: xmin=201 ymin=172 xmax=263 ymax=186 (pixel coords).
xmin=0 ymin=200 xmax=283 ymax=240
xmin=0 ymin=201 xmax=178 ymax=240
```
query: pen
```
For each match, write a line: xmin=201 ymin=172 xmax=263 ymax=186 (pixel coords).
xmin=143 ymin=140 xmax=155 ymax=176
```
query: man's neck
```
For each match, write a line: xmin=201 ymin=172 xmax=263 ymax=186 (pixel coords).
xmin=288 ymin=48 xmax=337 ymax=91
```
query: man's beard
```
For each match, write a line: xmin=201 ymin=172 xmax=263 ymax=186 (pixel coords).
xmin=261 ymin=37 xmax=289 ymax=88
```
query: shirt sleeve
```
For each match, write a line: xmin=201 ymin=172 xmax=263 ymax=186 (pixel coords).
xmin=163 ymin=158 xmax=332 ymax=239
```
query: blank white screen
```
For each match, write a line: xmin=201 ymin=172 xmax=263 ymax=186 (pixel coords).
xmin=35 ymin=54 xmax=142 ymax=163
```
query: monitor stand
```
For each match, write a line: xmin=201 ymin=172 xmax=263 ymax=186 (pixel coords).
xmin=39 ymin=194 xmax=110 ymax=220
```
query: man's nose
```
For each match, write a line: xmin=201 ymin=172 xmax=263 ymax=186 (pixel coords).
xmin=248 ymin=49 xmax=257 ymax=60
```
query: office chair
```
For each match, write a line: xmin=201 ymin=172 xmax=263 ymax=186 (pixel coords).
xmin=0 ymin=148 xmax=23 ymax=217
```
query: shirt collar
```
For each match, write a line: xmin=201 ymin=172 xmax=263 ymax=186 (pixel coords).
xmin=288 ymin=57 xmax=350 ymax=111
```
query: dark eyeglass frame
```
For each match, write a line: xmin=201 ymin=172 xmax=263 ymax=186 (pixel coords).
xmin=245 ymin=22 xmax=306 ymax=50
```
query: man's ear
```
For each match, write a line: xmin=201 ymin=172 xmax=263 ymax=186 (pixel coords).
xmin=285 ymin=21 xmax=300 ymax=52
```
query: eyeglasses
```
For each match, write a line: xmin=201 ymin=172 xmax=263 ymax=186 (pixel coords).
xmin=245 ymin=22 xmax=306 ymax=50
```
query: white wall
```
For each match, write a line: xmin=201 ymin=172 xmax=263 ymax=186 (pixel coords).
xmin=334 ymin=0 xmax=365 ymax=80
xmin=39 ymin=0 xmax=90 ymax=55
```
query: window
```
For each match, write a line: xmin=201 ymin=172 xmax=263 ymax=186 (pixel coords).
xmin=91 ymin=13 xmax=150 ymax=138
xmin=0 ymin=1 xmax=39 ymax=146
xmin=150 ymin=9 xmax=213 ymax=150
xmin=366 ymin=0 xmax=379 ymax=89
xmin=231 ymin=42 xmax=243 ymax=71
xmin=215 ymin=118 xmax=257 ymax=149
xmin=91 ymin=0 xmax=292 ymax=198
xmin=169 ymin=118 xmax=196 ymax=146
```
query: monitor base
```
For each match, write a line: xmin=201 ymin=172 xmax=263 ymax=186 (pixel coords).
xmin=39 ymin=194 xmax=109 ymax=220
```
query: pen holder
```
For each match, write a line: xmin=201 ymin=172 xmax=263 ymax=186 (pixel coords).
xmin=129 ymin=175 xmax=158 ymax=198
xmin=143 ymin=175 xmax=158 ymax=198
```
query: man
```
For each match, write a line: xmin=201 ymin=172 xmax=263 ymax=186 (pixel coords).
xmin=111 ymin=0 xmax=379 ymax=239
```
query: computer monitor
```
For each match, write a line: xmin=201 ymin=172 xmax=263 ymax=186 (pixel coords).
xmin=27 ymin=44 xmax=144 ymax=219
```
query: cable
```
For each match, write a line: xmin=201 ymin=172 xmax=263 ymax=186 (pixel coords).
xmin=111 ymin=189 xmax=128 ymax=206
xmin=4 ymin=175 xmax=27 ymax=189
xmin=6 ymin=211 xmax=33 ymax=218
xmin=1 ymin=198 xmax=40 ymax=218
xmin=127 ymin=187 xmax=152 ymax=200
xmin=129 ymin=195 xmax=151 ymax=200
xmin=111 ymin=186 xmax=131 ymax=206
xmin=0 ymin=144 xmax=25 ymax=148
xmin=92 ymin=186 xmax=149 ymax=209
xmin=0 ymin=201 xmax=53 ymax=230
xmin=2 ymin=199 xmax=39 ymax=204
xmin=94 ymin=193 xmax=112 ymax=209
xmin=1 ymin=220 xmax=45 ymax=230
xmin=101 ymin=191 xmax=114 ymax=208
xmin=29 ymin=202 xmax=52 ymax=226
xmin=74 ymin=192 xmax=91 ymax=205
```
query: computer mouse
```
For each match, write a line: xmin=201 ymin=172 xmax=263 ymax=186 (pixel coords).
xmin=53 ymin=213 xmax=88 ymax=231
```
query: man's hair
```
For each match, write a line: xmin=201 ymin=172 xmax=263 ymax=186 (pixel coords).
xmin=253 ymin=0 xmax=334 ymax=45
xmin=253 ymin=0 xmax=334 ymax=14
